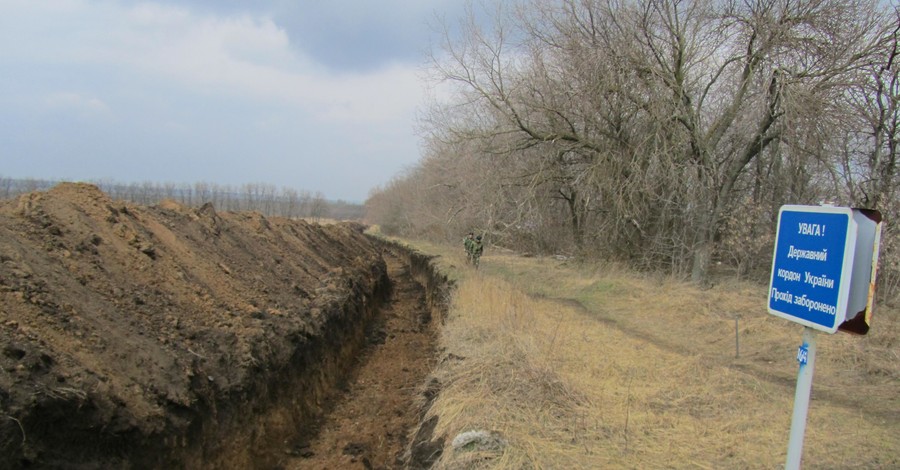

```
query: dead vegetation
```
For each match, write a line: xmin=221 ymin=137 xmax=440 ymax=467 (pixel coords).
xmin=367 ymin=0 xmax=900 ymax=292
xmin=407 ymin=240 xmax=899 ymax=469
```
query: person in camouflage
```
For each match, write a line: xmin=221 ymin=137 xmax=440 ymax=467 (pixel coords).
xmin=463 ymin=232 xmax=474 ymax=264
xmin=471 ymin=235 xmax=484 ymax=269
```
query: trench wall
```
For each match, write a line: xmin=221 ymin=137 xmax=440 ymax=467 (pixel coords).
xmin=3 ymin=257 xmax=393 ymax=470
xmin=389 ymin=243 xmax=452 ymax=328
xmin=174 ymin=258 xmax=393 ymax=469
xmin=368 ymin=238 xmax=455 ymax=469
xmin=2 ymin=226 xmax=454 ymax=469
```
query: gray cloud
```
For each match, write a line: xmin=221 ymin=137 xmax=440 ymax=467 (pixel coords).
xmin=0 ymin=0 xmax=458 ymax=202
xmin=118 ymin=0 xmax=464 ymax=71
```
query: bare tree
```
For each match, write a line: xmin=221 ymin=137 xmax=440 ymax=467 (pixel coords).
xmin=414 ymin=0 xmax=892 ymax=281
xmin=282 ymin=188 xmax=299 ymax=218
xmin=835 ymin=8 xmax=900 ymax=297
xmin=309 ymin=191 xmax=329 ymax=222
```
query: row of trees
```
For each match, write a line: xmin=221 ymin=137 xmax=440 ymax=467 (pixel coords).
xmin=366 ymin=0 xmax=899 ymax=298
xmin=0 ymin=177 xmax=365 ymax=221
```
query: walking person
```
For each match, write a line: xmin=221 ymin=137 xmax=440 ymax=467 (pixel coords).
xmin=471 ymin=235 xmax=484 ymax=269
xmin=463 ymin=232 xmax=474 ymax=265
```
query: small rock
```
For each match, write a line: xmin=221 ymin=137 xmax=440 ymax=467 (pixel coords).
xmin=451 ymin=430 xmax=507 ymax=451
xmin=342 ymin=442 xmax=367 ymax=457
xmin=139 ymin=243 xmax=156 ymax=259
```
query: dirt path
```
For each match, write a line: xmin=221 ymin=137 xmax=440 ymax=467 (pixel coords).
xmin=285 ymin=252 xmax=437 ymax=469
xmin=542 ymin=294 xmax=900 ymax=423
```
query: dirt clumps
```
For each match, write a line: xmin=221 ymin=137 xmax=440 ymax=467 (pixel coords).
xmin=285 ymin=251 xmax=440 ymax=469
xmin=0 ymin=183 xmax=396 ymax=468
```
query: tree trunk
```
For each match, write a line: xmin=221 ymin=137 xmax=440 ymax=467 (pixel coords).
xmin=690 ymin=239 xmax=711 ymax=283
xmin=561 ymin=188 xmax=584 ymax=251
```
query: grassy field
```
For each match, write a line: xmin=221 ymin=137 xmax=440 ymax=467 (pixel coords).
xmin=398 ymin=238 xmax=900 ymax=469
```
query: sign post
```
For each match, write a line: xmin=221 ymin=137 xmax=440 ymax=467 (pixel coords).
xmin=768 ymin=205 xmax=882 ymax=469
xmin=785 ymin=327 xmax=817 ymax=469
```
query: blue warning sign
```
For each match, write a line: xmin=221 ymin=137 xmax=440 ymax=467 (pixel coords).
xmin=768 ymin=206 xmax=853 ymax=333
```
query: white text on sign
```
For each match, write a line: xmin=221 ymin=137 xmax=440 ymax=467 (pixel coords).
xmin=798 ymin=223 xmax=825 ymax=236
xmin=775 ymin=269 xmax=836 ymax=289
xmin=786 ymin=246 xmax=828 ymax=261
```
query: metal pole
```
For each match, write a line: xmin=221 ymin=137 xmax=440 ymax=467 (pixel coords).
xmin=785 ymin=327 xmax=818 ymax=470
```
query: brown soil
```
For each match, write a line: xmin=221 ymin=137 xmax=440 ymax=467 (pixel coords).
xmin=284 ymin=253 xmax=438 ymax=469
xmin=0 ymin=183 xmax=439 ymax=469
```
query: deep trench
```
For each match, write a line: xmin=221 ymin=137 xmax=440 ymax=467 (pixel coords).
xmin=278 ymin=244 xmax=446 ymax=469
xmin=3 ymin=241 xmax=450 ymax=470
xmin=229 ymin=241 xmax=449 ymax=470
xmin=173 ymin=243 xmax=451 ymax=469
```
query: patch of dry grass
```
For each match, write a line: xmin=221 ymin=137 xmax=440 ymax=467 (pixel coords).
xmin=410 ymin=242 xmax=900 ymax=469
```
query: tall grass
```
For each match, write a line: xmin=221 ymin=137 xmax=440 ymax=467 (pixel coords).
xmin=412 ymin=243 xmax=900 ymax=469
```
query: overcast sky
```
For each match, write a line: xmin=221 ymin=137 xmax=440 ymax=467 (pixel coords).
xmin=0 ymin=0 xmax=468 ymax=202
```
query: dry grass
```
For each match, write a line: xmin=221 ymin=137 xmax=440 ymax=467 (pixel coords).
xmin=405 ymin=242 xmax=900 ymax=469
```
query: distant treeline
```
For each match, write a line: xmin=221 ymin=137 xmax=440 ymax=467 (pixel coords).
xmin=0 ymin=177 xmax=364 ymax=221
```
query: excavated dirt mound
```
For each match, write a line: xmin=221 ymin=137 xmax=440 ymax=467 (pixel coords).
xmin=0 ymin=183 xmax=416 ymax=468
